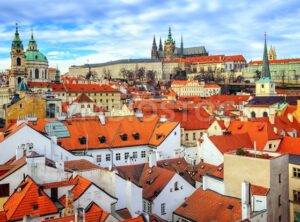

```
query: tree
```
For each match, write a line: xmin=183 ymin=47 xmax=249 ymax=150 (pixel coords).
xmin=254 ymin=70 xmax=261 ymax=80
xmin=136 ymin=67 xmax=146 ymax=81
xmin=103 ymin=68 xmax=111 ymax=80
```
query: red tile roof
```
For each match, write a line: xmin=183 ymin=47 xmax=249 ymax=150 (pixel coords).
xmin=250 ymin=58 xmax=300 ymax=65
xmin=26 ymin=116 xmax=178 ymax=151
xmin=59 ymin=175 xmax=92 ymax=207
xmin=115 ymin=164 xmax=175 ymax=201
xmin=277 ymin=136 xmax=300 ymax=155
xmin=122 ymin=216 xmax=145 ymax=222
xmin=204 ymin=84 xmax=221 ymax=89
xmin=209 ymin=133 xmax=253 ymax=154
xmin=73 ymin=93 xmax=94 ymax=103
xmin=116 ymin=208 xmax=132 ymax=220
xmin=51 ymin=83 xmax=119 ymax=93
xmin=251 ymin=184 xmax=270 ymax=196
xmin=175 ymin=188 xmax=241 ymax=222
xmin=191 ymin=162 xmax=219 ymax=182
xmin=228 ymin=120 xmax=282 ymax=150
xmin=3 ymin=176 xmax=58 ymax=221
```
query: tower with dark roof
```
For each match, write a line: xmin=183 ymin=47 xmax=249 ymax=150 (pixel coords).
xmin=255 ymin=33 xmax=276 ymax=96
xmin=9 ymin=23 xmax=26 ymax=89
xmin=151 ymin=36 xmax=158 ymax=59
xmin=180 ymin=35 xmax=184 ymax=58
xmin=164 ymin=27 xmax=175 ymax=60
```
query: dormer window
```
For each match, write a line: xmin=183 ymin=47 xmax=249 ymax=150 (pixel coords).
xmin=133 ymin=132 xmax=140 ymax=140
xmin=120 ymin=134 xmax=127 ymax=141
xmin=79 ymin=136 xmax=86 ymax=144
xmin=98 ymin=136 xmax=106 ymax=144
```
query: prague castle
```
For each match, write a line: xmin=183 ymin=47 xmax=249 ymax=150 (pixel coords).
xmin=151 ymin=27 xmax=208 ymax=60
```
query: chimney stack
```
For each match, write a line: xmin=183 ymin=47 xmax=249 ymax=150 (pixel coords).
xmin=75 ymin=208 xmax=85 ymax=222
xmin=63 ymin=190 xmax=74 ymax=216
xmin=149 ymin=151 xmax=157 ymax=168
xmin=16 ymin=145 xmax=25 ymax=160
xmin=241 ymin=181 xmax=251 ymax=220
xmin=99 ymin=112 xmax=105 ymax=125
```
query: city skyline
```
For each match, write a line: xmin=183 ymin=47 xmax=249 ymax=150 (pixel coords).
xmin=0 ymin=0 xmax=299 ymax=73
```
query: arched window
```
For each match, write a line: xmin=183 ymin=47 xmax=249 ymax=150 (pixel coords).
xmin=263 ymin=111 xmax=268 ymax=117
xmin=16 ymin=57 xmax=21 ymax=66
xmin=29 ymin=70 xmax=32 ymax=79
xmin=35 ymin=69 xmax=39 ymax=79
xmin=251 ymin=111 xmax=256 ymax=118
xmin=17 ymin=77 xmax=22 ymax=84
xmin=45 ymin=70 xmax=47 ymax=79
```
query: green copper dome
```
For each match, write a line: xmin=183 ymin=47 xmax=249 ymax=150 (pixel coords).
xmin=25 ymin=50 xmax=48 ymax=62
xmin=12 ymin=23 xmax=23 ymax=49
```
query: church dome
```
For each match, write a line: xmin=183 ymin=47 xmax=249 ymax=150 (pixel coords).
xmin=25 ymin=50 xmax=48 ymax=63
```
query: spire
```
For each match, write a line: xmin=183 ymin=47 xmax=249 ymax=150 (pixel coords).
xmin=166 ymin=26 xmax=174 ymax=43
xmin=261 ymin=32 xmax=271 ymax=79
xmin=12 ymin=23 xmax=23 ymax=49
xmin=159 ymin=37 xmax=163 ymax=51
xmin=180 ymin=35 xmax=184 ymax=57
xmin=152 ymin=35 xmax=157 ymax=47
xmin=28 ymin=28 xmax=38 ymax=51
xmin=55 ymin=65 xmax=60 ymax=83
xmin=151 ymin=35 xmax=158 ymax=59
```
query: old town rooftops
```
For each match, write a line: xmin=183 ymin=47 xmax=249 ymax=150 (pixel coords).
xmin=20 ymin=115 xmax=178 ymax=150
xmin=174 ymin=188 xmax=241 ymax=222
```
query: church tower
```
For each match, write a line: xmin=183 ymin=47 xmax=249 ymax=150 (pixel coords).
xmin=9 ymin=23 xmax=26 ymax=89
xmin=151 ymin=36 xmax=158 ymax=59
xmin=269 ymin=46 xmax=277 ymax=60
xmin=180 ymin=35 xmax=184 ymax=58
xmin=164 ymin=27 xmax=175 ymax=60
xmin=255 ymin=33 xmax=276 ymax=97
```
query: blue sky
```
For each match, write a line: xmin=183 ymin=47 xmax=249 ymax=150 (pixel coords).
xmin=0 ymin=0 xmax=300 ymax=73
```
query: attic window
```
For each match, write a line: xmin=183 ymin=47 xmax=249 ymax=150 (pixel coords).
xmin=33 ymin=203 xmax=39 ymax=210
xmin=218 ymin=166 xmax=223 ymax=171
xmin=227 ymin=205 xmax=234 ymax=210
xmin=79 ymin=136 xmax=87 ymax=144
xmin=98 ymin=136 xmax=106 ymax=144
xmin=182 ymin=203 xmax=188 ymax=208
xmin=133 ymin=132 xmax=140 ymax=140
xmin=200 ymin=165 xmax=205 ymax=169
xmin=120 ymin=133 xmax=128 ymax=141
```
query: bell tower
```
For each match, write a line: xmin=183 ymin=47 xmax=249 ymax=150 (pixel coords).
xmin=164 ymin=27 xmax=175 ymax=60
xmin=9 ymin=23 xmax=26 ymax=89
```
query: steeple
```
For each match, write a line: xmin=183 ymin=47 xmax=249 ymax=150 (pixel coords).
xmin=28 ymin=28 xmax=38 ymax=51
xmin=55 ymin=66 xmax=61 ymax=83
xmin=180 ymin=35 xmax=184 ymax=57
xmin=159 ymin=37 xmax=163 ymax=51
xmin=12 ymin=23 xmax=23 ymax=49
xmin=261 ymin=33 xmax=271 ymax=79
xmin=151 ymin=35 xmax=158 ymax=59
xmin=166 ymin=26 xmax=174 ymax=43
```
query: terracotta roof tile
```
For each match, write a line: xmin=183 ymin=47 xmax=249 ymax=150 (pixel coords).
xmin=72 ymin=93 xmax=94 ymax=103
xmin=175 ymin=188 xmax=241 ymax=222
xmin=3 ymin=176 xmax=58 ymax=221
xmin=251 ymin=184 xmax=270 ymax=196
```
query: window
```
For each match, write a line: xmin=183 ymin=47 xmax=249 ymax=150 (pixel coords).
xmin=161 ymin=203 xmax=166 ymax=215
xmin=125 ymin=152 xmax=129 ymax=160
xmin=263 ymin=111 xmax=268 ymax=117
xmin=278 ymin=174 xmax=281 ymax=184
xmin=193 ymin=133 xmax=196 ymax=140
xmin=278 ymin=195 xmax=281 ymax=206
xmin=294 ymin=191 xmax=300 ymax=203
xmin=96 ymin=155 xmax=101 ymax=162
xmin=141 ymin=151 xmax=146 ymax=158
xmin=251 ymin=111 xmax=256 ymax=118
xmin=174 ymin=182 xmax=179 ymax=191
xmin=16 ymin=57 xmax=21 ymax=66
xmin=269 ymin=143 xmax=272 ymax=149
xmin=116 ymin=153 xmax=121 ymax=161
xmin=35 ymin=68 xmax=39 ymax=79
xmin=293 ymin=168 xmax=300 ymax=178
xmin=19 ymin=103 xmax=23 ymax=109
xmin=0 ymin=184 xmax=9 ymax=197
xmin=106 ymin=154 xmax=111 ymax=161
xmin=133 ymin=152 xmax=137 ymax=158
xmin=261 ymin=84 xmax=264 ymax=88
xmin=81 ymin=104 xmax=84 ymax=108
xmin=87 ymin=104 xmax=90 ymax=108
xmin=185 ymin=133 xmax=189 ymax=141
xmin=143 ymin=200 xmax=146 ymax=212
xmin=79 ymin=137 xmax=86 ymax=144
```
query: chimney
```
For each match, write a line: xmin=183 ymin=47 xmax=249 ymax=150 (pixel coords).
xmin=75 ymin=208 xmax=85 ymax=222
xmin=64 ymin=190 xmax=74 ymax=216
xmin=223 ymin=117 xmax=231 ymax=128
xmin=268 ymin=114 xmax=275 ymax=124
xmin=241 ymin=181 xmax=251 ymax=220
xmin=287 ymin=113 xmax=294 ymax=122
xmin=16 ymin=145 xmax=25 ymax=160
xmin=149 ymin=152 xmax=157 ymax=167
xmin=274 ymin=126 xmax=278 ymax=134
xmin=135 ymin=109 xmax=144 ymax=121
xmin=99 ymin=112 xmax=105 ymax=125
xmin=159 ymin=115 xmax=167 ymax=123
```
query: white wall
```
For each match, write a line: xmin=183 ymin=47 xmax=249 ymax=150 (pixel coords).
xmin=202 ymin=175 xmax=224 ymax=195
xmin=252 ymin=195 xmax=267 ymax=212
xmin=74 ymin=184 xmax=117 ymax=213
xmin=152 ymin=174 xmax=195 ymax=221
xmin=200 ymin=134 xmax=223 ymax=165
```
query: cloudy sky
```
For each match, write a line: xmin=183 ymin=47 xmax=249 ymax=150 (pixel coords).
xmin=0 ymin=0 xmax=299 ymax=73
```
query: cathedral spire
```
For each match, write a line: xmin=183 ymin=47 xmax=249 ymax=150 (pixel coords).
xmin=159 ymin=37 xmax=163 ymax=51
xmin=166 ymin=26 xmax=174 ymax=43
xmin=12 ymin=23 xmax=23 ymax=49
xmin=151 ymin=35 xmax=158 ymax=59
xmin=261 ymin=32 xmax=271 ymax=79
xmin=152 ymin=35 xmax=157 ymax=47
xmin=180 ymin=35 xmax=184 ymax=57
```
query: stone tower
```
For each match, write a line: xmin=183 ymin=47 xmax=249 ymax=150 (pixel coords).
xmin=151 ymin=36 xmax=158 ymax=59
xmin=9 ymin=23 xmax=26 ymax=89
xmin=269 ymin=46 xmax=277 ymax=60
xmin=164 ymin=27 xmax=175 ymax=60
xmin=255 ymin=33 xmax=276 ymax=96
